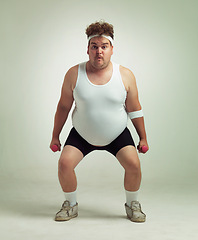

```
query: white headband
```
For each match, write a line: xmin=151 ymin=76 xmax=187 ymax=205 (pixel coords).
xmin=88 ymin=35 xmax=114 ymax=45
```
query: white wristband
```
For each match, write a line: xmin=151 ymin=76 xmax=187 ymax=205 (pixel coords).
xmin=128 ymin=110 xmax=143 ymax=119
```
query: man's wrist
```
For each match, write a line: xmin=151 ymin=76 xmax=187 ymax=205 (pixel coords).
xmin=52 ymin=134 xmax=60 ymax=140
xmin=140 ymin=137 xmax=147 ymax=141
xmin=139 ymin=136 xmax=147 ymax=143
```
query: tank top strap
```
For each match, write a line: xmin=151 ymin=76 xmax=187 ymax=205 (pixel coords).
xmin=75 ymin=62 xmax=86 ymax=89
xmin=111 ymin=62 xmax=126 ymax=91
xmin=111 ymin=61 xmax=119 ymax=73
xmin=78 ymin=62 xmax=86 ymax=77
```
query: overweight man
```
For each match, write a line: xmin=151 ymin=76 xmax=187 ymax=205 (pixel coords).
xmin=50 ymin=21 xmax=149 ymax=223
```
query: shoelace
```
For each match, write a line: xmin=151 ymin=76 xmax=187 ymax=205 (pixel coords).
xmin=132 ymin=202 xmax=141 ymax=211
xmin=57 ymin=201 xmax=72 ymax=215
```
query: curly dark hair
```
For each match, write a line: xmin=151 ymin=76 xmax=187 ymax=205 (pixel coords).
xmin=85 ymin=20 xmax=114 ymax=39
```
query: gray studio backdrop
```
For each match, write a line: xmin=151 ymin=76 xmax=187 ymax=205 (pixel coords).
xmin=1 ymin=0 xmax=197 ymax=207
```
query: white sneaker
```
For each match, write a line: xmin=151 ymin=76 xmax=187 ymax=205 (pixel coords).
xmin=55 ymin=200 xmax=78 ymax=221
xmin=125 ymin=201 xmax=146 ymax=223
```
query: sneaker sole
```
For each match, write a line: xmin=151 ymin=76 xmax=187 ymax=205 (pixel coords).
xmin=127 ymin=214 xmax=146 ymax=223
xmin=55 ymin=213 xmax=78 ymax=221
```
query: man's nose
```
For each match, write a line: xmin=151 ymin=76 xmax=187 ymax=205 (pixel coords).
xmin=96 ymin=47 xmax=102 ymax=54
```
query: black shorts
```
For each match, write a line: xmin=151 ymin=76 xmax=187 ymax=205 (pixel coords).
xmin=64 ymin=127 xmax=135 ymax=157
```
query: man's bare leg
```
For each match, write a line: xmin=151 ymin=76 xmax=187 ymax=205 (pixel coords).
xmin=58 ymin=145 xmax=84 ymax=192
xmin=116 ymin=145 xmax=141 ymax=191
xmin=55 ymin=145 xmax=84 ymax=221
xmin=116 ymin=145 xmax=146 ymax=222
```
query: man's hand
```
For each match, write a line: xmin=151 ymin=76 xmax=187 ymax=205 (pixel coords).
xmin=137 ymin=139 xmax=149 ymax=154
xmin=50 ymin=138 xmax=61 ymax=152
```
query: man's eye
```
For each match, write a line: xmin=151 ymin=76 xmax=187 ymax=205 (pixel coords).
xmin=92 ymin=46 xmax=97 ymax=49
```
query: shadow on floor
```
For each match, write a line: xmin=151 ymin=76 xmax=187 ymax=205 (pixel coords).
xmin=77 ymin=203 xmax=126 ymax=220
xmin=0 ymin=197 xmax=126 ymax=221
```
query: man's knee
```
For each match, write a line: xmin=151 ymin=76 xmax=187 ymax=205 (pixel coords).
xmin=58 ymin=148 xmax=78 ymax=172
xmin=58 ymin=156 xmax=74 ymax=173
xmin=117 ymin=146 xmax=141 ymax=173
xmin=126 ymin=159 xmax=141 ymax=174
xmin=58 ymin=146 xmax=83 ymax=173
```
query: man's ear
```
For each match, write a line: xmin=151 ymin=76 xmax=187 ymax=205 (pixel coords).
xmin=87 ymin=45 xmax=89 ymax=55
xmin=111 ymin=45 xmax=113 ymax=55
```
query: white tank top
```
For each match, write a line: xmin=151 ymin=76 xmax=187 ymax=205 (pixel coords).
xmin=72 ymin=61 xmax=128 ymax=146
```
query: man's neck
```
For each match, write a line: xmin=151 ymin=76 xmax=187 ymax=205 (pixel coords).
xmin=87 ymin=61 xmax=112 ymax=75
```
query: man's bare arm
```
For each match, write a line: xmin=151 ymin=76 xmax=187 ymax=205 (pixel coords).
xmin=50 ymin=66 xmax=78 ymax=150
xmin=120 ymin=66 xmax=149 ymax=152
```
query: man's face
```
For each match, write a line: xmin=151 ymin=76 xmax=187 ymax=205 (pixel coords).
xmin=87 ymin=37 xmax=113 ymax=70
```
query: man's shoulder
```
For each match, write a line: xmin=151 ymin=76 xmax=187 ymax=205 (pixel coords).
xmin=119 ymin=65 xmax=136 ymax=82
xmin=119 ymin=65 xmax=134 ymax=76
xmin=63 ymin=64 xmax=80 ymax=91
xmin=64 ymin=64 xmax=80 ymax=81
xmin=67 ymin=64 xmax=79 ymax=74
xmin=66 ymin=61 xmax=87 ymax=75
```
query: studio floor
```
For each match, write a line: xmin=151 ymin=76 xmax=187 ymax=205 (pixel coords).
xmin=0 ymin=170 xmax=197 ymax=240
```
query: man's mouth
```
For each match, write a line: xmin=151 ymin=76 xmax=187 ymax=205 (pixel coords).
xmin=96 ymin=56 xmax=103 ymax=60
